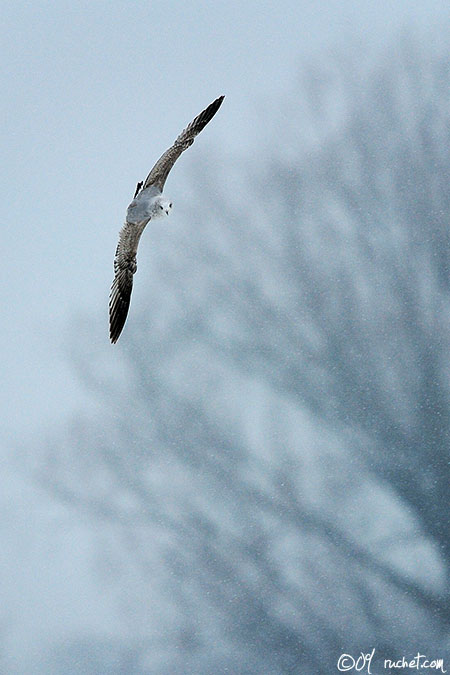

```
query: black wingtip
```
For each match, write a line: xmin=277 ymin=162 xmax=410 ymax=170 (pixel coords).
xmin=212 ymin=95 xmax=225 ymax=110
xmin=109 ymin=317 xmax=123 ymax=344
xmin=204 ymin=95 xmax=225 ymax=117
xmin=110 ymin=323 xmax=120 ymax=344
xmin=109 ymin=270 xmax=134 ymax=344
xmin=109 ymin=305 xmax=128 ymax=344
xmin=196 ymin=95 xmax=225 ymax=130
xmin=109 ymin=319 xmax=125 ymax=344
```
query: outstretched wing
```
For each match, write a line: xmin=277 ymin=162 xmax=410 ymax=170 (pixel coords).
xmin=142 ymin=95 xmax=225 ymax=194
xmin=109 ymin=220 xmax=147 ymax=343
xmin=110 ymin=95 xmax=224 ymax=343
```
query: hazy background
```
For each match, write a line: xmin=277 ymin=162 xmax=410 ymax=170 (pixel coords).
xmin=1 ymin=1 xmax=450 ymax=673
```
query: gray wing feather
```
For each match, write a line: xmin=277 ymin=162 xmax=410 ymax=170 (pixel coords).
xmin=142 ymin=95 xmax=224 ymax=193
xmin=109 ymin=220 xmax=147 ymax=343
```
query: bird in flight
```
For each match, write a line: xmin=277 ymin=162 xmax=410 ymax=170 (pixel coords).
xmin=109 ymin=95 xmax=225 ymax=343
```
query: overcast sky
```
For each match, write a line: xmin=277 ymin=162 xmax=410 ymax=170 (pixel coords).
xmin=1 ymin=0 xmax=449 ymax=444
xmin=2 ymin=1 xmax=450 ymax=668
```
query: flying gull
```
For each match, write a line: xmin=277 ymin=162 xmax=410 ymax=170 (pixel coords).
xmin=109 ymin=95 xmax=225 ymax=343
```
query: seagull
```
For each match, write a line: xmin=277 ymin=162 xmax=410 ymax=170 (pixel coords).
xmin=109 ymin=95 xmax=225 ymax=343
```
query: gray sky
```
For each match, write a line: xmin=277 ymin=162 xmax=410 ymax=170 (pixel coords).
xmin=1 ymin=0 xmax=450 ymax=666
xmin=1 ymin=0 xmax=449 ymax=442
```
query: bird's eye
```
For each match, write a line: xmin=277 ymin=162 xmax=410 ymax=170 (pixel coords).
xmin=169 ymin=203 xmax=172 ymax=208
xmin=160 ymin=205 xmax=164 ymax=209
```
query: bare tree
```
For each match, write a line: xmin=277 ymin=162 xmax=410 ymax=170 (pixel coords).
xmin=39 ymin=36 xmax=449 ymax=673
xmin=176 ymin=35 xmax=450 ymax=601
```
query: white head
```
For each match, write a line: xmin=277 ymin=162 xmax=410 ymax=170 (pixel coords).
xmin=154 ymin=196 xmax=173 ymax=218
